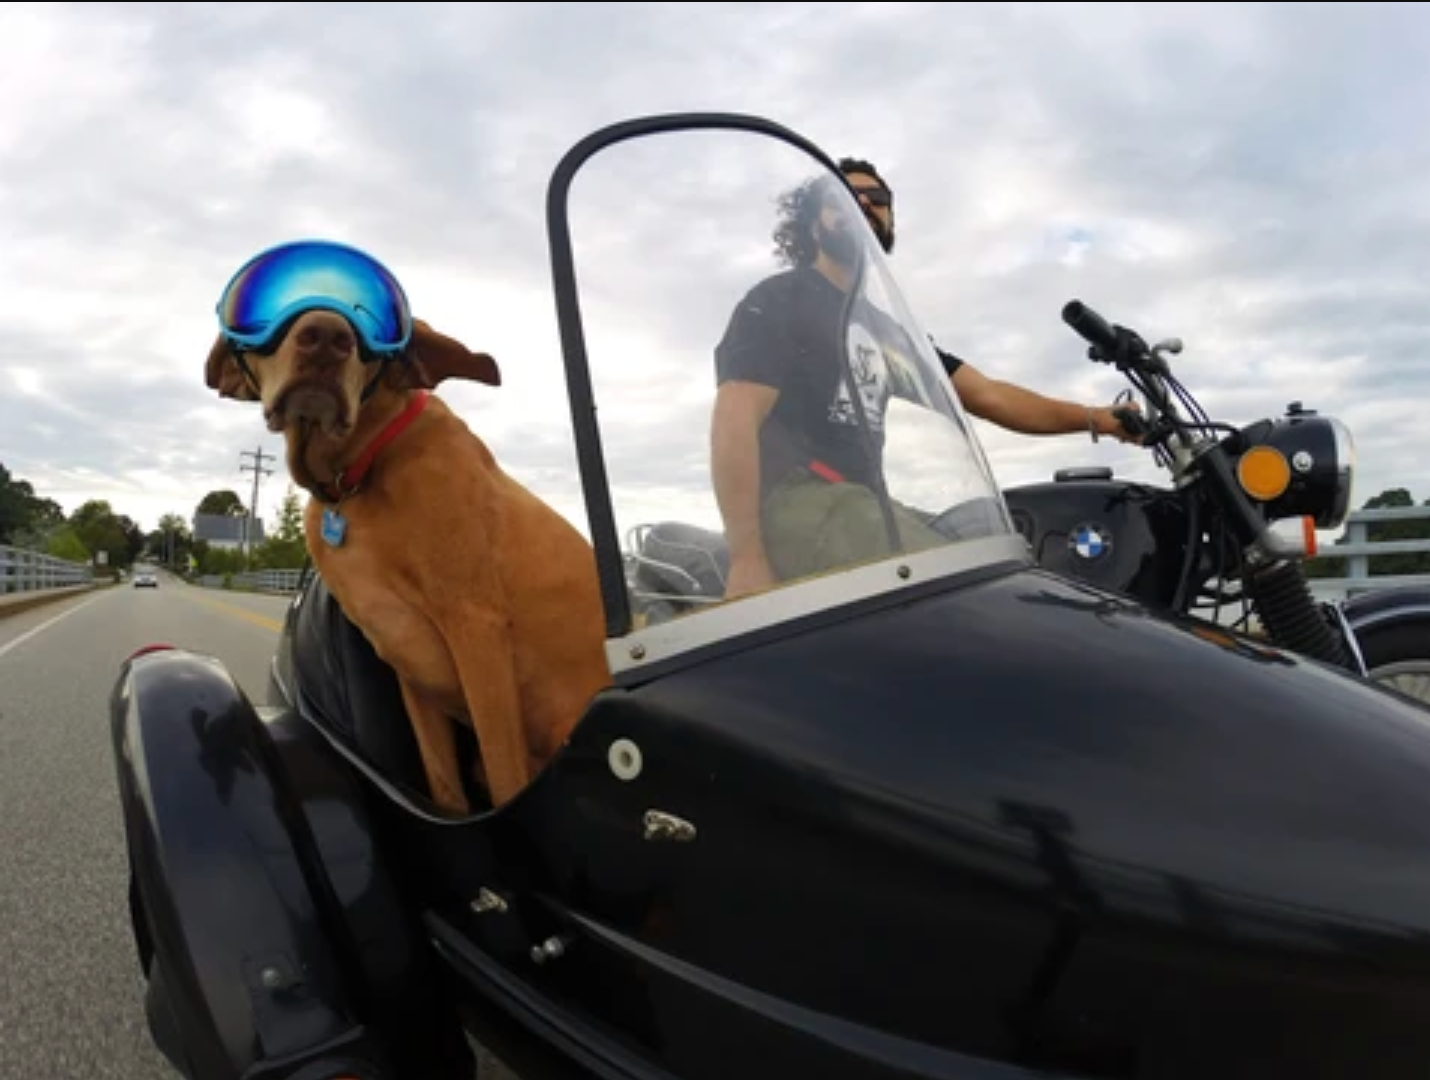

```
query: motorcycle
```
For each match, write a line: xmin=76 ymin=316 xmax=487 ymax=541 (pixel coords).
xmin=1003 ymin=300 xmax=1430 ymax=701
xmin=626 ymin=302 xmax=1430 ymax=704
xmin=111 ymin=112 xmax=1430 ymax=1080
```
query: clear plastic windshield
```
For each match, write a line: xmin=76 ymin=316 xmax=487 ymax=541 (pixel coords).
xmin=555 ymin=121 xmax=1020 ymax=662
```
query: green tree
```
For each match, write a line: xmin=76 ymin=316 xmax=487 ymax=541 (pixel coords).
xmin=254 ymin=485 xmax=308 ymax=570
xmin=197 ymin=545 xmax=246 ymax=578
xmin=116 ymin=514 xmax=145 ymax=566
xmin=0 ymin=463 xmax=64 ymax=547
xmin=149 ymin=513 xmax=194 ymax=568
xmin=196 ymin=490 xmax=246 ymax=517
xmin=69 ymin=499 xmax=133 ymax=569
xmin=46 ymin=527 xmax=90 ymax=563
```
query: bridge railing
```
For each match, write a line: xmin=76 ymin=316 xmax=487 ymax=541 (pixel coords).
xmin=198 ymin=568 xmax=306 ymax=595
xmin=1306 ymin=506 xmax=1430 ymax=601
xmin=0 ymin=545 xmax=94 ymax=596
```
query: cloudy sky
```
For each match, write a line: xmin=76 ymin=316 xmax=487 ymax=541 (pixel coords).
xmin=2 ymin=1 xmax=1426 ymax=544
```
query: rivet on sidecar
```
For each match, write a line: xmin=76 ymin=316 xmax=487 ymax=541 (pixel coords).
xmin=644 ymin=809 xmax=697 ymax=843
xmin=609 ymin=738 xmax=643 ymax=781
xmin=471 ymin=888 xmax=509 ymax=915
xmin=630 ymin=643 xmax=647 ymax=661
xmin=898 ymin=565 xmax=912 ymax=579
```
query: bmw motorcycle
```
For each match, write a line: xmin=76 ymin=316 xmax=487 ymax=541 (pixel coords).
xmin=112 ymin=112 xmax=1430 ymax=1080
xmin=1001 ymin=300 xmax=1430 ymax=700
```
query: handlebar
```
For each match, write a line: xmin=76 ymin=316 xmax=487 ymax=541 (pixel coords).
xmin=1061 ymin=298 xmax=1181 ymax=449
xmin=1062 ymin=300 xmax=1121 ymax=356
xmin=1061 ymin=299 xmax=1148 ymax=368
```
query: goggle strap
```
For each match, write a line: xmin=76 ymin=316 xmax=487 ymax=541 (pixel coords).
xmin=359 ymin=357 xmax=390 ymax=404
xmin=233 ymin=350 xmax=262 ymax=396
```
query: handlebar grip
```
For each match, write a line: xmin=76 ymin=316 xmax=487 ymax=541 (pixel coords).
xmin=1062 ymin=300 xmax=1120 ymax=354
xmin=1113 ymin=406 xmax=1150 ymax=438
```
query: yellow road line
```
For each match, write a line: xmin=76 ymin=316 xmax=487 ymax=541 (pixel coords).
xmin=182 ymin=592 xmax=286 ymax=633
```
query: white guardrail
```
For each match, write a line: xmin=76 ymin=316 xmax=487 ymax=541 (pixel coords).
xmin=198 ymin=568 xmax=307 ymax=595
xmin=1307 ymin=506 xmax=1430 ymax=602
xmin=0 ymin=545 xmax=93 ymax=595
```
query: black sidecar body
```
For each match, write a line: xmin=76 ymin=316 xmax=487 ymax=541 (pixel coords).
xmin=111 ymin=114 xmax=1430 ymax=1080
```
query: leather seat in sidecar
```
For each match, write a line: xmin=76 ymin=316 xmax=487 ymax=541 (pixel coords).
xmin=286 ymin=572 xmax=478 ymax=805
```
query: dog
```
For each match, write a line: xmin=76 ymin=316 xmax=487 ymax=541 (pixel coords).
xmin=205 ymin=307 xmax=611 ymax=814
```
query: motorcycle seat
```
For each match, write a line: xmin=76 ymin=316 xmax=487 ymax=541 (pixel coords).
xmin=633 ymin=520 xmax=730 ymax=599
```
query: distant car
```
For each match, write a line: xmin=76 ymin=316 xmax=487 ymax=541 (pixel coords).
xmin=133 ymin=573 xmax=158 ymax=589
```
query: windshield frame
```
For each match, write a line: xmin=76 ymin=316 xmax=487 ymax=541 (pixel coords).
xmin=545 ymin=112 xmax=1028 ymax=678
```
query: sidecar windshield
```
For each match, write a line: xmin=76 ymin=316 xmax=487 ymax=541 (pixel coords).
xmin=550 ymin=118 xmax=1024 ymax=672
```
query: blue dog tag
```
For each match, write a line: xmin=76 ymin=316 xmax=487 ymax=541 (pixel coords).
xmin=321 ymin=507 xmax=348 ymax=547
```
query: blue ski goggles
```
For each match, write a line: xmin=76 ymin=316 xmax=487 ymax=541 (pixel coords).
xmin=215 ymin=239 xmax=413 ymax=358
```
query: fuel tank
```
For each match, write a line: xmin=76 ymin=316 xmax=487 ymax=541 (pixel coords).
xmin=1003 ymin=471 xmax=1190 ymax=608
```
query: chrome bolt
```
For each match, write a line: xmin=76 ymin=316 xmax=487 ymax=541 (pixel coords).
xmin=530 ymin=935 xmax=571 ymax=965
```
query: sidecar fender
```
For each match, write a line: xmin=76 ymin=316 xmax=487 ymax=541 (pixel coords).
xmin=108 ymin=645 xmax=467 ymax=1079
xmin=1340 ymin=583 xmax=1430 ymax=636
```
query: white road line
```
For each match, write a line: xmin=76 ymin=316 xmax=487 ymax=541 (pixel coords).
xmin=0 ymin=593 xmax=110 ymax=662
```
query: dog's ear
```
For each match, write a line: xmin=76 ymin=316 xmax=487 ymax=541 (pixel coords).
xmin=204 ymin=334 xmax=260 ymax=401
xmin=391 ymin=318 xmax=501 ymax=389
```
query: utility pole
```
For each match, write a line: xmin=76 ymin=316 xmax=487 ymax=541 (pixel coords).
xmin=239 ymin=445 xmax=277 ymax=568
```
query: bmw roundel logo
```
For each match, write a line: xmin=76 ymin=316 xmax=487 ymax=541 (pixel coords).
xmin=1070 ymin=523 xmax=1112 ymax=561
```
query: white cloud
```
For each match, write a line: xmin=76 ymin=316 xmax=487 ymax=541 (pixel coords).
xmin=0 ymin=0 xmax=1425 ymax=552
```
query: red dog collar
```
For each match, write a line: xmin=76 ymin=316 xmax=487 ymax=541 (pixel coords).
xmin=330 ymin=390 xmax=430 ymax=500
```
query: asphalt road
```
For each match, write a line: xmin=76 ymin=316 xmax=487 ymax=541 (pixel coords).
xmin=0 ymin=574 xmax=518 ymax=1079
xmin=0 ymin=575 xmax=290 ymax=1079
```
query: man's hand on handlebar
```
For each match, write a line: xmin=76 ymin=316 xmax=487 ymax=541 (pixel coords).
xmin=1091 ymin=401 xmax=1146 ymax=445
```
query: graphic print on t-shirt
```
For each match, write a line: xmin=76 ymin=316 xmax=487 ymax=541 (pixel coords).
xmin=827 ymin=314 xmax=936 ymax=438
xmin=828 ymin=319 xmax=891 ymax=434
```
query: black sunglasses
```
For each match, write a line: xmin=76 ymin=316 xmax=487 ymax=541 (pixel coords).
xmin=850 ymin=185 xmax=892 ymax=208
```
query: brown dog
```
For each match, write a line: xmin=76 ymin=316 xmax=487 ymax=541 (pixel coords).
xmin=205 ymin=308 xmax=611 ymax=814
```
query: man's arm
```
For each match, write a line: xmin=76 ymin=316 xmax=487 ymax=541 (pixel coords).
xmin=710 ymin=379 xmax=780 ymax=598
xmin=951 ymin=362 xmax=1133 ymax=441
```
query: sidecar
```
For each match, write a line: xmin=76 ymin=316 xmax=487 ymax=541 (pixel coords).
xmin=112 ymin=113 xmax=1430 ymax=1080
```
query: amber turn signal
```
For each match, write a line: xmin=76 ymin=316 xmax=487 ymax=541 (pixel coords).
xmin=1237 ymin=445 xmax=1292 ymax=501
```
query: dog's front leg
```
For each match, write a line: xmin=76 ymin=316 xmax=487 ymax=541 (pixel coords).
xmin=397 ymin=680 xmax=472 ymax=815
xmin=440 ymin=611 xmax=531 ymax=808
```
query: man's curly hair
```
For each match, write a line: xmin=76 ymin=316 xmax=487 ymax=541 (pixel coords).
xmin=770 ymin=158 xmax=894 ymax=267
xmin=771 ymin=174 xmax=831 ymax=268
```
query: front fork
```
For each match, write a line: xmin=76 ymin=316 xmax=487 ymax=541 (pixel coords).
xmin=1190 ymin=442 xmax=1361 ymax=673
xmin=1243 ymin=557 xmax=1361 ymax=673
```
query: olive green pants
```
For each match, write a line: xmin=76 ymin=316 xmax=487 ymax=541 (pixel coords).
xmin=762 ymin=472 xmax=948 ymax=581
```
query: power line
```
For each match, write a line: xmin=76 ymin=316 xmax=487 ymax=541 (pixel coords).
xmin=239 ymin=445 xmax=277 ymax=566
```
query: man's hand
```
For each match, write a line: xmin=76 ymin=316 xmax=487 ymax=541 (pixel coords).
xmin=725 ymin=550 xmax=779 ymax=599
xmin=1093 ymin=402 xmax=1145 ymax=444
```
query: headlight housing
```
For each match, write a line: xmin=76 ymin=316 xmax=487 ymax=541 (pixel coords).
xmin=1242 ymin=408 xmax=1355 ymax=530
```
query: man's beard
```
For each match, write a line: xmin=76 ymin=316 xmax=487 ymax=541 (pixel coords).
xmin=870 ymin=217 xmax=895 ymax=254
xmin=860 ymin=208 xmax=895 ymax=253
xmin=817 ymin=220 xmax=862 ymax=267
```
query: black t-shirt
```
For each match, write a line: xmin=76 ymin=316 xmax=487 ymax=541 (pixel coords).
xmin=934 ymin=343 xmax=965 ymax=377
xmin=715 ymin=266 xmax=944 ymax=495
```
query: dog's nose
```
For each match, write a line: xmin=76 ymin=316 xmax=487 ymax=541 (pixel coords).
xmin=290 ymin=310 xmax=357 ymax=362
